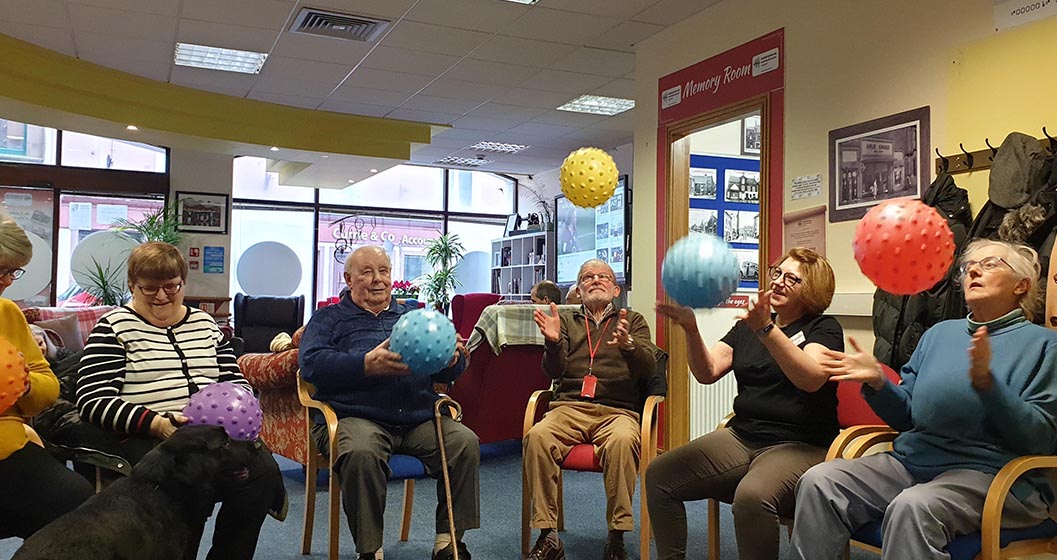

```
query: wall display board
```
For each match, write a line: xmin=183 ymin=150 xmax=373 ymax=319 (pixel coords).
xmin=689 ymin=154 xmax=761 ymax=290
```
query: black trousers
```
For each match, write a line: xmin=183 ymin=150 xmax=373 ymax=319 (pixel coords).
xmin=0 ymin=443 xmax=94 ymax=538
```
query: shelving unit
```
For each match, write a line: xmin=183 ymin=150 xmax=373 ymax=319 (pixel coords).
xmin=491 ymin=231 xmax=554 ymax=301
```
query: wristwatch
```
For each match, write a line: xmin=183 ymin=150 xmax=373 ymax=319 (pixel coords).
xmin=755 ymin=322 xmax=775 ymax=337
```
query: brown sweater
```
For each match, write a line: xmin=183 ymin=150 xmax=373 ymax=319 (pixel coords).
xmin=542 ymin=304 xmax=655 ymax=412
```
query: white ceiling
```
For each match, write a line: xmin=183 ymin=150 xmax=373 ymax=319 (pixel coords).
xmin=0 ymin=0 xmax=720 ymax=178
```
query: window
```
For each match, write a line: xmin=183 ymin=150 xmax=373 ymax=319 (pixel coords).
xmin=232 ymin=156 xmax=315 ymax=203
xmin=448 ymin=170 xmax=514 ymax=214
xmin=0 ymin=119 xmax=57 ymax=165
xmin=448 ymin=218 xmax=506 ymax=294
xmin=318 ymin=165 xmax=444 ymax=210
xmin=403 ymin=254 xmax=426 ymax=281
xmin=0 ymin=186 xmax=55 ymax=306
xmin=60 ymin=131 xmax=166 ymax=172
xmin=230 ymin=205 xmax=315 ymax=322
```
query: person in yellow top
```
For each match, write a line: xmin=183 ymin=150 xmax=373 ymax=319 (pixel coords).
xmin=0 ymin=216 xmax=92 ymax=538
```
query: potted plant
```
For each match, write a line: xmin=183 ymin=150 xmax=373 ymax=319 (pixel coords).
xmin=521 ymin=178 xmax=554 ymax=231
xmin=110 ymin=203 xmax=184 ymax=246
xmin=392 ymin=280 xmax=420 ymax=299
xmin=420 ymin=233 xmax=465 ymax=314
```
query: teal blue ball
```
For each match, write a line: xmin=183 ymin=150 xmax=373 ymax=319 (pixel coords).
xmin=389 ymin=309 xmax=458 ymax=376
xmin=661 ymin=234 xmax=740 ymax=308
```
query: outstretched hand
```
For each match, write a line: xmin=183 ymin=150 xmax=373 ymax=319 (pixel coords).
xmin=820 ymin=336 xmax=887 ymax=390
xmin=656 ymin=301 xmax=697 ymax=332
xmin=533 ymin=302 xmax=561 ymax=343
xmin=607 ymin=308 xmax=635 ymax=350
xmin=448 ymin=335 xmax=469 ymax=367
xmin=968 ymin=326 xmax=994 ymax=391
xmin=737 ymin=289 xmax=773 ymax=332
xmin=364 ymin=338 xmax=411 ymax=376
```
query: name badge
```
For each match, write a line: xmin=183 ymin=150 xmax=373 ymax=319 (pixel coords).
xmin=789 ymin=331 xmax=806 ymax=346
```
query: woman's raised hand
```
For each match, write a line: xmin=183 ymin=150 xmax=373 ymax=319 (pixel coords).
xmin=968 ymin=326 xmax=994 ymax=391
xmin=655 ymin=301 xmax=697 ymax=331
xmin=736 ymin=289 xmax=773 ymax=332
xmin=534 ymin=302 xmax=561 ymax=343
xmin=821 ymin=336 xmax=887 ymax=390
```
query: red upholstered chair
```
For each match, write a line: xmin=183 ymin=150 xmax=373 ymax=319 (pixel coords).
xmin=521 ymin=349 xmax=669 ymax=560
xmin=451 ymin=293 xmax=501 ymax=339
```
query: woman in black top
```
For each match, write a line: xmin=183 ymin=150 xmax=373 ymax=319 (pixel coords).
xmin=646 ymin=247 xmax=843 ymax=560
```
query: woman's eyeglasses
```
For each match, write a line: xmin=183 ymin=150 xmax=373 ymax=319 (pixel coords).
xmin=768 ymin=267 xmax=803 ymax=288
xmin=955 ymin=256 xmax=1012 ymax=281
xmin=136 ymin=283 xmax=184 ymax=297
xmin=0 ymin=267 xmax=25 ymax=280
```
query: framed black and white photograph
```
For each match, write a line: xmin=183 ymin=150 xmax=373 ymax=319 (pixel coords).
xmin=724 ymin=210 xmax=759 ymax=244
xmin=689 ymin=208 xmax=718 ymax=237
xmin=175 ymin=191 xmax=229 ymax=234
xmin=504 ymin=213 xmax=519 ymax=236
xmin=689 ymin=167 xmax=718 ymax=200
xmin=742 ymin=115 xmax=761 ymax=155
xmin=724 ymin=170 xmax=760 ymax=203
xmin=732 ymin=249 xmax=760 ymax=283
xmin=828 ymin=106 xmax=930 ymax=222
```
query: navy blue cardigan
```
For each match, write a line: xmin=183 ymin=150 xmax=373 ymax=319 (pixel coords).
xmin=299 ymin=296 xmax=465 ymax=426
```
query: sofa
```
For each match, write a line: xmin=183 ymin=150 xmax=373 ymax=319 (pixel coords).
xmin=237 ymin=328 xmax=306 ymax=464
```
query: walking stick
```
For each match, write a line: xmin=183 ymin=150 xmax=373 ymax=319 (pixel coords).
xmin=434 ymin=395 xmax=463 ymax=560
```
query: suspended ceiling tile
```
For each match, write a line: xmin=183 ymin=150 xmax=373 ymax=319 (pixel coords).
xmin=399 ymin=94 xmax=483 ymax=116
xmin=429 ymin=127 xmax=497 ymax=142
xmin=468 ymin=103 xmax=548 ymax=121
xmin=88 ymin=56 xmax=170 ymax=82
xmin=404 ymin=0 xmax=528 ymax=33
xmin=271 ymin=30 xmax=374 ymax=63
xmin=524 ymin=69 xmax=611 ymax=94
xmin=631 ymin=0 xmax=720 ymax=26
xmin=586 ymin=20 xmax=665 ymax=52
xmin=340 ymin=67 xmax=436 ymax=94
xmin=502 ymin=121 xmax=580 ymax=141
xmin=0 ymin=0 xmax=69 ymax=26
xmin=182 ymin=83 xmax=252 ymax=98
xmin=385 ymin=107 xmax=460 ymax=125
xmin=255 ymin=55 xmax=351 ymax=87
xmin=326 ymin=85 xmax=413 ymax=106
xmin=589 ymin=112 xmax=636 ymax=131
xmin=180 ymin=0 xmax=294 ymax=31
xmin=491 ymin=87 xmax=575 ymax=110
xmin=315 ymin=98 xmax=397 ymax=118
xmin=535 ymin=0 xmax=657 ymax=20
xmin=170 ymin=65 xmax=259 ymax=89
xmin=531 ymin=109 xmax=606 ymax=128
xmin=590 ymin=78 xmax=635 ymax=99
xmin=73 ymin=30 xmax=172 ymax=64
xmin=409 ymin=145 xmax=461 ymax=160
xmin=470 ymin=36 xmax=578 ymax=67
xmin=443 ymin=58 xmax=541 ymax=88
xmin=247 ymin=91 xmax=325 ymax=110
xmin=360 ymin=45 xmax=459 ymax=76
xmin=0 ymin=22 xmax=76 ymax=56
xmin=552 ymin=47 xmax=634 ymax=78
xmin=69 ymin=0 xmax=179 ymax=17
xmin=382 ymin=20 xmax=491 ymax=57
xmin=418 ymin=78 xmax=507 ymax=105
xmin=450 ymin=114 xmax=522 ymax=132
xmin=501 ymin=7 xmax=620 ymax=45
xmin=176 ymin=18 xmax=278 ymax=53
xmin=68 ymin=2 xmax=177 ymax=41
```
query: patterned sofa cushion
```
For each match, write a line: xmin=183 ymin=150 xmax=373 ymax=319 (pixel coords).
xmin=238 ymin=348 xmax=299 ymax=391
xmin=22 ymin=306 xmax=116 ymax=346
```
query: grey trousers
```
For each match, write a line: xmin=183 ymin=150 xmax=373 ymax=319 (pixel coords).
xmin=789 ymin=453 xmax=1050 ymax=560
xmin=312 ymin=415 xmax=481 ymax=554
xmin=644 ymin=427 xmax=827 ymax=560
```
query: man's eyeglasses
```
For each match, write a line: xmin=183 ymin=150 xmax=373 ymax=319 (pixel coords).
xmin=579 ymin=273 xmax=615 ymax=285
xmin=0 ymin=267 xmax=25 ymax=280
xmin=955 ymin=256 xmax=1012 ymax=281
xmin=136 ymin=282 xmax=184 ymax=297
xmin=768 ymin=267 xmax=803 ymax=288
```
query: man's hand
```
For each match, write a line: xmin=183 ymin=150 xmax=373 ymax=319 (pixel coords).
xmin=149 ymin=413 xmax=188 ymax=439
xmin=736 ymin=289 xmax=773 ymax=332
xmin=364 ymin=338 xmax=411 ymax=376
xmin=533 ymin=302 xmax=561 ymax=343
xmin=607 ymin=308 xmax=635 ymax=350
xmin=969 ymin=326 xmax=994 ymax=392
xmin=448 ymin=335 xmax=469 ymax=368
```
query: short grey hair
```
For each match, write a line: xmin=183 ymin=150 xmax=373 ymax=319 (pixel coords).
xmin=576 ymin=259 xmax=615 ymax=282
xmin=960 ymin=239 xmax=1041 ymax=321
xmin=0 ymin=215 xmax=32 ymax=268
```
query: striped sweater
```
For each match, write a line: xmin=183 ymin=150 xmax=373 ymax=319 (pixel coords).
xmin=75 ymin=305 xmax=249 ymax=435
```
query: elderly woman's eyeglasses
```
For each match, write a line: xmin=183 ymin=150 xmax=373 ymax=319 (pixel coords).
xmin=136 ymin=283 xmax=184 ymax=297
xmin=955 ymin=256 xmax=1012 ymax=281
xmin=768 ymin=267 xmax=803 ymax=288
xmin=0 ymin=267 xmax=25 ymax=280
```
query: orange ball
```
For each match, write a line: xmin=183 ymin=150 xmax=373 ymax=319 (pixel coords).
xmin=0 ymin=337 xmax=27 ymax=414
xmin=852 ymin=199 xmax=955 ymax=295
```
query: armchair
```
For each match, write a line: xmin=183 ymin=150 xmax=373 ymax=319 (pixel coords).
xmin=233 ymin=293 xmax=305 ymax=354
xmin=451 ymin=293 xmax=501 ymax=339
xmin=520 ymin=349 xmax=669 ymax=560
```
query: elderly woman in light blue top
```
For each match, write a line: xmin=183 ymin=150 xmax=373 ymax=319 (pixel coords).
xmin=790 ymin=239 xmax=1057 ymax=560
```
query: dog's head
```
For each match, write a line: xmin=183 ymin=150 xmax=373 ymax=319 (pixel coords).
xmin=133 ymin=425 xmax=259 ymax=519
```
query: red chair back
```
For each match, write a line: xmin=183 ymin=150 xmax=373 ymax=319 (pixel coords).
xmin=451 ymin=293 xmax=501 ymax=339
xmin=836 ymin=363 xmax=901 ymax=427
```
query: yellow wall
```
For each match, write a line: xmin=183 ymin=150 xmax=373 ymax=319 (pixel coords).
xmin=632 ymin=0 xmax=1057 ymax=345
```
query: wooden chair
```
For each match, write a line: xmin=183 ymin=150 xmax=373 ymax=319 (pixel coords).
xmin=296 ymin=376 xmax=421 ymax=560
xmin=521 ymin=349 xmax=668 ymax=560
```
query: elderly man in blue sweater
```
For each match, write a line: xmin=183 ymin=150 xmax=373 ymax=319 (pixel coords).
xmin=300 ymin=245 xmax=478 ymax=560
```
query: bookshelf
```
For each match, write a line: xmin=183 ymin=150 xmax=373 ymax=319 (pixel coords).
xmin=491 ymin=231 xmax=553 ymax=300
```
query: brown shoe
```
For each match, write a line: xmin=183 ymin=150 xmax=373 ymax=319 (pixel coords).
xmin=526 ymin=531 xmax=565 ymax=560
xmin=602 ymin=540 xmax=628 ymax=560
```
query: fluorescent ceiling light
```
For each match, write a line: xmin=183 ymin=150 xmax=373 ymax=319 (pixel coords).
xmin=557 ymin=94 xmax=635 ymax=116
xmin=433 ymin=156 xmax=493 ymax=167
xmin=500 ymin=0 xmax=540 ymax=4
xmin=468 ymin=141 xmax=530 ymax=154
xmin=174 ymin=42 xmax=268 ymax=74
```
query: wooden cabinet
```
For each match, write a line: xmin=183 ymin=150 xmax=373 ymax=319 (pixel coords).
xmin=491 ymin=231 xmax=553 ymax=301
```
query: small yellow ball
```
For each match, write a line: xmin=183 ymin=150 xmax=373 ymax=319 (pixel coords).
xmin=559 ymin=147 xmax=618 ymax=208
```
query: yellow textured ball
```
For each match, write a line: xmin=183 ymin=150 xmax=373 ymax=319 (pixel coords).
xmin=559 ymin=147 xmax=619 ymax=208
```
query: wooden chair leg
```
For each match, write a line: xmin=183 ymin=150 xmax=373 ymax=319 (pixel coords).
xmin=556 ymin=470 xmax=565 ymax=532
xmin=302 ymin=454 xmax=318 ymax=554
xmin=522 ymin=460 xmax=532 ymax=556
xmin=400 ymin=479 xmax=415 ymax=542
xmin=328 ymin=458 xmax=341 ymax=560
xmin=640 ymin=473 xmax=651 ymax=560
xmin=707 ymin=499 xmax=720 ymax=560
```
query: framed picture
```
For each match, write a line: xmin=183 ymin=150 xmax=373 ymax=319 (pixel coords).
xmin=504 ymin=213 xmax=520 ymax=236
xmin=175 ymin=191 xmax=229 ymax=234
xmin=741 ymin=115 xmax=761 ymax=155
xmin=828 ymin=106 xmax=930 ymax=222
xmin=724 ymin=169 xmax=760 ymax=203
xmin=689 ymin=167 xmax=718 ymax=200
xmin=723 ymin=209 xmax=759 ymax=244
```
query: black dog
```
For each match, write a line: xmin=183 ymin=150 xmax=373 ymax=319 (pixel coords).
xmin=14 ymin=425 xmax=258 ymax=560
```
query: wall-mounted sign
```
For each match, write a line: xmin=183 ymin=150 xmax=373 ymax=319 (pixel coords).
xmin=203 ymin=246 xmax=225 ymax=274
xmin=994 ymin=0 xmax=1057 ymax=31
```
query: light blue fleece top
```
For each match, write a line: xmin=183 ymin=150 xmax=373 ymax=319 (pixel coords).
xmin=865 ymin=309 xmax=1057 ymax=502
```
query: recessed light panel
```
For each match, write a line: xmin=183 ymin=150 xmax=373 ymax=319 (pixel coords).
xmin=433 ymin=156 xmax=493 ymax=167
xmin=500 ymin=0 xmax=539 ymax=4
xmin=174 ymin=42 xmax=268 ymax=74
xmin=557 ymin=94 xmax=635 ymax=116
xmin=467 ymin=141 xmax=530 ymax=154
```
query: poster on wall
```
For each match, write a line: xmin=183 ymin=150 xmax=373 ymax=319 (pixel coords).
xmin=724 ymin=170 xmax=760 ymax=203
xmin=742 ymin=116 xmax=762 ymax=155
xmin=689 ymin=168 xmax=718 ymax=199
xmin=724 ymin=210 xmax=760 ymax=244
xmin=783 ymin=206 xmax=827 ymax=256
xmin=732 ymin=249 xmax=759 ymax=285
xmin=689 ymin=208 xmax=718 ymax=236
xmin=176 ymin=191 xmax=230 ymax=234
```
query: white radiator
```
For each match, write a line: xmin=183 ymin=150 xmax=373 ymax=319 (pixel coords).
xmin=689 ymin=372 xmax=738 ymax=439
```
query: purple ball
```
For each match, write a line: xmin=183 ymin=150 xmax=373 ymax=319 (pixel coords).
xmin=182 ymin=381 xmax=263 ymax=441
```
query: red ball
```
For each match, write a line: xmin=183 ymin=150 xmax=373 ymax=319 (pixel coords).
xmin=852 ymin=199 xmax=955 ymax=295
xmin=0 ymin=337 xmax=27 ymax=415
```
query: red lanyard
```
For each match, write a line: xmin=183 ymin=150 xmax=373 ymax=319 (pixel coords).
xmin=584 ymin=316 xmax=612 ymax=375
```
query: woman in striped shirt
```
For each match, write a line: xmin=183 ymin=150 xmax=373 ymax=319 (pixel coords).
xmin=75 ymin=241 xmax=285 ymax=560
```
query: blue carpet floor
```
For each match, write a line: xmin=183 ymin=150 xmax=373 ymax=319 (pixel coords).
xmin=0 ymin=441 xmax=881 ymax=559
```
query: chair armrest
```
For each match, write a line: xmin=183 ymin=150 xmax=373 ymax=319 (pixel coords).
xmin=981 ymin=455 xmax=1057 ymax=560
xmin=238 ymin=349 xmax=299 ymax=391
xmin=842 ymin=429 xmax=897 ymax=459
xmin=715 ymin=412 xmax=734 ymax=430
xmin=296 ymin=376 xmax=339 ymax=458
xmin=641 ymin=395 xmax=665 ymax=464
xmin=825 ymin=425 xmax=894 ymax=460
xmin=523 ymin=390 xmax=553 ymax=437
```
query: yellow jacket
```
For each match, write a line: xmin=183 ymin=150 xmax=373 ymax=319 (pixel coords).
xmin=0 ymin=298 xmax=59 ymax=460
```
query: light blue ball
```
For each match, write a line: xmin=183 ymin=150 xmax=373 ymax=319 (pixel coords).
xmin=389 ymin=308 xmax=457 ymax=376
xmin=661 ymin=234 xmax=740 ymax=309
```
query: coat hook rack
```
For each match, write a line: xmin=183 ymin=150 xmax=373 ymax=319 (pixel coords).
xmin=935 ymin=147 xmax=950 ymax=173
xmin=984 ymin=138 xmax=998 ymax=161
xmin=1045 ymin=127 xmax=1056 ymax=154
xmin=959 ymin=143 xmax=974 ymax=170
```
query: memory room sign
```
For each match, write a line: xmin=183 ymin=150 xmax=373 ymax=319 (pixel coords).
xmin=994 ymin=0 xmax=1057 ymax=31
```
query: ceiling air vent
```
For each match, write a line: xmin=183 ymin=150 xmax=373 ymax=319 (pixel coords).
xmin=291 ymin=8 xmax=390 ymax=43
xmin=433 ymin=156 xmax=493 ymax=168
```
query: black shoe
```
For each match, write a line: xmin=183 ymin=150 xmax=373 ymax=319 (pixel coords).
xmin=602 ymin=540 xmax=628 ymax=560
xmin=527 ymin=532 xmax=565 ymax=560
xmin=432 ymin=541 xmax=471 ymax=560
xmin=357 ymin=554 xmax=375 ymax=560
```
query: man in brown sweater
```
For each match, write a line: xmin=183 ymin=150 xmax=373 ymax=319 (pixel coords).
xmin=525 ymin=259 xmax=656 ymax=560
